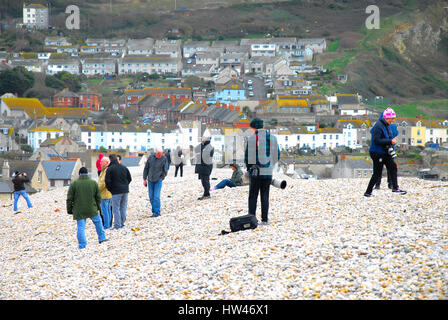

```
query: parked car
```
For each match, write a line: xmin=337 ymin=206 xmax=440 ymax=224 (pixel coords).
xmin=247 ymin=79 xmax=253 ymax=85
xmin=249 ymin=91 xmax=254 ymax=97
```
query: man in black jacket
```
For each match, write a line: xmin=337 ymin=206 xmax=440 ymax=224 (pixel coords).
xmin=195 ymin=136 xmax=214 ymax=200
xmin=105 ymin=154 xmax=132 ymax=229
xmin=12 ymin=171 xmax=33 ymax=213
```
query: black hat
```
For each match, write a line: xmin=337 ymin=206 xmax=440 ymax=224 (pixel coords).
xmin=250 ymin=118 xmax=264 ymax=129
xmin=79 ymin=167 xmax=88 ymax=175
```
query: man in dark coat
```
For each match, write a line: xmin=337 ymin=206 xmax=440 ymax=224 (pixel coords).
xmin=244 ymin=118 xmax=280 ymax=225
xmin=12 ymin=171 xmax=33 ymax=213
xmin=105 ymin=154 xmax=132 ymax=229
xmin=195 ymin=136 xmax=214 ymax=200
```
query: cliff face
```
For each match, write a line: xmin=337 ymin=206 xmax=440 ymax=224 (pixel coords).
xmin=382 ymin=2 xmax=448 ymax=62
xmin=340 ymin=1 xmax=448 ymax=102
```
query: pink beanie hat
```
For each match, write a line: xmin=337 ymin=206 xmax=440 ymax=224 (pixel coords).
xmin=383 ymin=107 xmax=396 ymax=119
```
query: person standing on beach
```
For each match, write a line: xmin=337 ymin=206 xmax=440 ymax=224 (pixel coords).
xmin=143 ymin=147 xmax=167 ymax=217
xmin=105 ymin=154 xmax=132 ymax=229
xmin=98 ymin=156 xmax=112 ymax=229
xmin=173 ymin=146 xmax=185 ymax=178
xmin=374 ymin=111 xmax=399 ymax=190
xmin=66 ymin=167 xmax=106 ymax=249
xmin=96 ymin=153 xmax=104 ymax=177
xmin=165 ymin=149 xmax=171 ymax=174
xmin=245 ymin=118 xmax=280 ymax=225
xmin=364 ymin=107 xmax=407 ymax=197
xmin=195 ymin=136 xmax=214 ymax=200
xmin=12 ymin=171 xmax=33 ymax=213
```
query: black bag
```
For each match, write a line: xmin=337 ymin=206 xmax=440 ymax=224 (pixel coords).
xmin=230 ymin=214 xmax=258 ymax=232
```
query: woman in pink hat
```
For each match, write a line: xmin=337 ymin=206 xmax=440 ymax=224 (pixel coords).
xmin=364 ymin=107 xmax=407 ymax=197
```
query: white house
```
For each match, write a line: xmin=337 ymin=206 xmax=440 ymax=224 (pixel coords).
xmin=23 ymin=3 xmax=49 ymax=30
xmin=46 ymin=59 xmax=81 ymax=75
xmin=27 ymin=126 xmax=64 ymax=151
xmin=127 ymin=38 xmax=155 ymax=55
xmin=118 ymin=55 xmax=181 ymax=75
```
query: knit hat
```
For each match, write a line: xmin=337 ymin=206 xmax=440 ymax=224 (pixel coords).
xmin=250 ymin=118 xmax=264 ymax=129
xmin=79 ymin=167 xmax=88 ymax=175
xmin=383 ymin=107 xmax=396 ymax=119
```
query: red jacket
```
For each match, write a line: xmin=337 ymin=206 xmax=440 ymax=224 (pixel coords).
xmin=96 ymin=153 xmax=104 ymax=172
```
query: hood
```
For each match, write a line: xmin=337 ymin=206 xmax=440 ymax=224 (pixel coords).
xmin=98 ymin=153 xmax=104 ymax=160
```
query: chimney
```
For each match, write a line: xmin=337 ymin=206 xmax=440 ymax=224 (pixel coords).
xmin=2 ymin=160 xmax=10 ymax=179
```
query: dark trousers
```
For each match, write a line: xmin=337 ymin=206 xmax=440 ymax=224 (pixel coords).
xmin=248 ymin=177 xmax=271 ymax=222
xmin=175 ymin=163 xmax=183 ymax=177
xmin=200 ymin=174 xmax=210 ymax=196
xmin=366 ymin=152 xmax=398 ymax=194
xmin=375 ymin=166 xmax=392 ymax=188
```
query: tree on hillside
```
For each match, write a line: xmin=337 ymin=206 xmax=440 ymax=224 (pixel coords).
xmin=45 ymin=75 xmax=66 ymax=91
xmin=46 ymin=71 xmax=82 ymax=92
xmin=0 ymin=66 xmax=35 ymax=96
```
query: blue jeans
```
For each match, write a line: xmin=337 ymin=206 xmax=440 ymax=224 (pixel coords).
xmin=111 ymin=193 xmax=128 ymax=228
xmin=76 ymin=214 xmax=106 ymax=249
xmin=148 ymin=180 xmax=162 ymax=216
xmin=100 ymin=198 xmax=112 ymax=229
xmin=214 ymin=179 xmax=236 ymax=190
xmin=13 ymin=190 xmax=32 ymax=211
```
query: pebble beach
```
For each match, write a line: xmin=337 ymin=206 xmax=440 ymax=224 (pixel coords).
xmin=0 ymin=165 xmax=447 ymax=300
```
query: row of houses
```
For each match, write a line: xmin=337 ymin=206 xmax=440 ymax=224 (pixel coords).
xmin=5 ymin=36 xmax=326 ymax=78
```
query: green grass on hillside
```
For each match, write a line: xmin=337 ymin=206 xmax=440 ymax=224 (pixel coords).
xmin=327 ymin=40 xmax=340 ymax=52
xmin=324 ymin=49 xmax=357 ymax=72
xmin=369 ymin=99 xmax=448 ymax=119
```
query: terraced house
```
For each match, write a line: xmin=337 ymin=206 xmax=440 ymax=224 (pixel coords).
xmin=273 ymin=126 xmax=344 ymax=150
xmin=23 ymin=3 xmax=49 ymax=30
xmin=80 ymin=124 xmax=183 ymax=152
xmin=46 ymin=59 xmax=81 ymax=75
xmin=118 ymin=55 xmax=181 ymax=75
xmin=127 ymin=38 xmax=154 ymax=55
xmin=81 ymin=57 xmax=117 ymax=76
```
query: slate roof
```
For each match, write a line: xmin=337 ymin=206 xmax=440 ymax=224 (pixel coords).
xmin=0 ymin=180 xmax=37 ymax=194
xmin=0 ymin=160 xmax=40 ymax=179
xmin=42 ymin=161 xmax=77 ymax=180
xmin=121 ymin=157 xmax=142 ymax=167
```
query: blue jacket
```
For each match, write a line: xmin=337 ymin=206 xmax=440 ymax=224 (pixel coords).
xmin=369 ymin=118 xmax=394 ymax=155
xmin=370 ymin=112 xmax=398 ymax=153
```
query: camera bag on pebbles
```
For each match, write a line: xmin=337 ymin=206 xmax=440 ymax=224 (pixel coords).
xmin=221 ymin=214 xmax=258 ymax=235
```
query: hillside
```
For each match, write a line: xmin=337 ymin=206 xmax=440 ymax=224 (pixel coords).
xmin=1 ymin=0 xmax=448 ymax=103
xmin=0 ymin=166 xmax=447 ymax=299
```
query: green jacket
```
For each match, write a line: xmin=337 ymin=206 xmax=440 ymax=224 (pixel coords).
xmin=66 ymin=174 xmax=101 ymax=221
